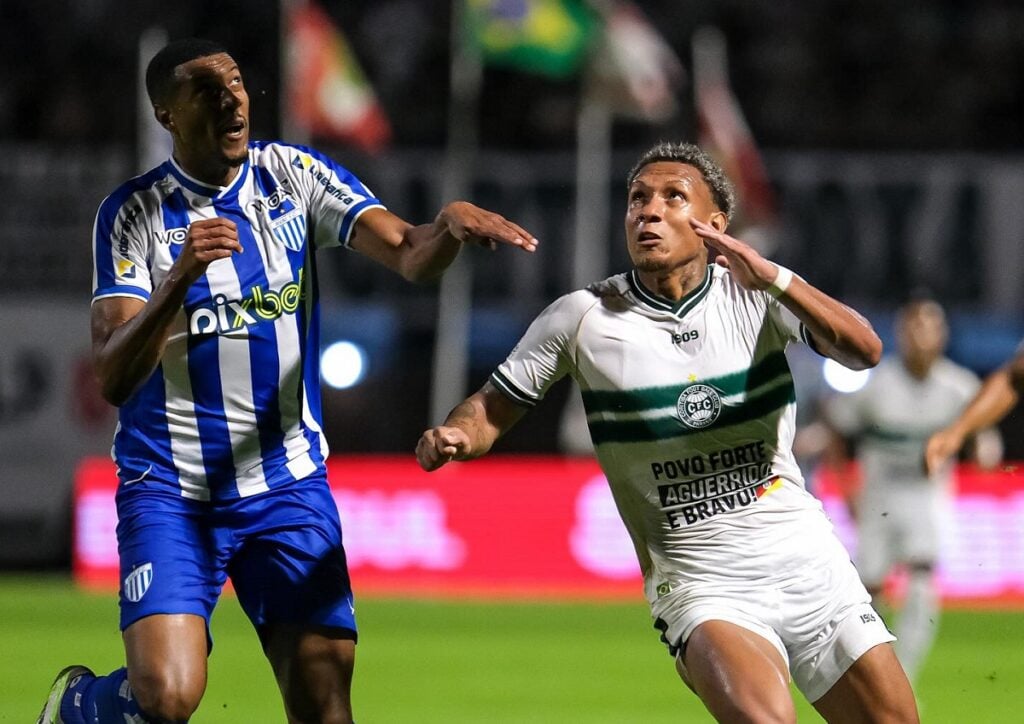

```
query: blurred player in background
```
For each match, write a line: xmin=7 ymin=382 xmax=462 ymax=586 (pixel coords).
xmin=37 ymin=38 xmax=537 ymax=724
xmin=926 ymin=345 xmax=1024 ymax=475
xmin=417 ymin=142 xmax=918 ymax=722
xmin=823 ymin=298 xmax=1001 ymax=684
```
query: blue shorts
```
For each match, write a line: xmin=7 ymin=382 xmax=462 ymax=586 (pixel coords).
xmin=115 ymin=476 xmax=356 ymax=642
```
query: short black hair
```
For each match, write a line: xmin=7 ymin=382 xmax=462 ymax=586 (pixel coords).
xmin=626 ymin=142 xmax=736 ymax=221
xmin=145 ymin=38 xmax=229 ymax=105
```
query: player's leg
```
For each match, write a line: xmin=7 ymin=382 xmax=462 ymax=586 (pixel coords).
xmin=261 ymin=624 xmax=356 ymax=724
xmin=893 ymin=561 xmax=938 ymax=683
xmin=785 ymin=540 xmax=916 ymax=723
xmin=892 ymin=494 xmax=943 ymax=683
xmin=122 ymin=613 xmax=209 ymax=720
xmin=680 ymin=620 xmax=796 ymax=724
xmin=39 ymin=489 xmax=219 ymax=723
xmin=38 ymin=615 xmax=209 ymax=724
xmin=812 ymin=643 xmax=918 ymax=723
xmin=227 ymin=477 xmax=358 ymax=724
xmin=854 ymin=500 xmax=895 ymax=622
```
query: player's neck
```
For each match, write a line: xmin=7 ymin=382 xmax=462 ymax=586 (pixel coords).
xmin=173 ymin=152 xmax=241 ymax=188
xmin=635 ymin=259 xmax=708 ymax=302
xmin=902 ymin=356 xmax=934 ymax=380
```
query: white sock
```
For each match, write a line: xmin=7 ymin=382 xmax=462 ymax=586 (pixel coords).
xmin=895 ymin=570 xmax=939 ymax=682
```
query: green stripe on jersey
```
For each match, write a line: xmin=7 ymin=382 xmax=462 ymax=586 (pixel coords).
xmin=586 ymin=378 xmax=796 ymax=445
xmin=581 ymin=351 xmax=791 ymax=414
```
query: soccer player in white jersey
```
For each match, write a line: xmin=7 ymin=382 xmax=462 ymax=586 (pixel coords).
xmin=37 ymin=38 xmax=537 ymax=724
xmin=824 ymin=299 xmax=1000 ymax=683
xmin=416 ymin=142 xmax=920 ymax=722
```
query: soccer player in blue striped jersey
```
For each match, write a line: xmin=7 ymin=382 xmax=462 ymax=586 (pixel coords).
xmin=37 ymin=38 xmax=537 ymax=724
xmin=416 ymin=143 xmax=920 ymax=722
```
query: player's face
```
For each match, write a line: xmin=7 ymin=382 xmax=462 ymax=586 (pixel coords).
xmin=625 ymin=162 xmax=722 ymax=274
xmin=897 ymin=303 xmax=947 ymax=368
xmin=161 ymin=52 xmax=250 ymax=185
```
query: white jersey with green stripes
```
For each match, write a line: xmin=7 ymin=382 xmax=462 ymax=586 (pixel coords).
xmin=826 ymin=356 xmax=980 ymax=494
xmin=492 ymin=265 xmax=840 ymax=604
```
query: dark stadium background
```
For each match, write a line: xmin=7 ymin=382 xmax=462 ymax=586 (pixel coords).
xmin=3 ymin=4 xmax=1024 ymax=722
xmin=1 ymin=0 xmax=1022 ymax=558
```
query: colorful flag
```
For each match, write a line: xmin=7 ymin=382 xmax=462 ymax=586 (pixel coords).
xmin=585 ymin=1 xmax=684 ymax=121
xmin=692 ymin=25 xmax=778 ymax=248
xmin=464 ymin=0 xmax=599 ymax=79
xmin=285 ymin=1 xmax=391 ymax=152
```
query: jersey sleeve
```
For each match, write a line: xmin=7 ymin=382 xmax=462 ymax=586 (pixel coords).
xmin=92 ymin=189 xmax=152 ymax=303
xmin=489 ymin=293 xmax=588 ymax=408
xmin=276 ymin=144 xmax=385 ymax=250
xmin=768 ymin=296 xmax=823 ymax=351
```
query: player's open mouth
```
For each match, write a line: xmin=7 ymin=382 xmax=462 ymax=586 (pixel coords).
xmin=220 ymin=119 xmax=246 ymax=139
xmin=637 ymin=231 xmax=661 ymax=242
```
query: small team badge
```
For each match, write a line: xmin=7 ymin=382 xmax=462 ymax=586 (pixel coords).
xmin=676 ymin=383 xmax=722 ymax=429
xmin=271 ymin=208 xmax=307 ymax=251
xmin=123 ymin=562 xmax=153 ymax=603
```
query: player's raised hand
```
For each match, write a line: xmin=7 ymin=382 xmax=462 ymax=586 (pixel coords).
xmin=924 ymin=427 xmax=964 ymax=476
xmin=176 ymin=218 xmax=243 ymax=281
xmin=689 ymin=218 xmax=779 ymax=292
xmin=416 ymin=426 xmax=472 ymax=471
xmin=438 ymin=201 xmax=539 ymax=253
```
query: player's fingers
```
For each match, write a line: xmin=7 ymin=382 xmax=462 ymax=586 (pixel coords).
xmin=466 ymin=218 xmax=539 ymax=252
xmin=923 ymin=438 xmax=948 ymax=475
xmin=192 ymin=217 xmax=238 ymax=234
xmin=416 ymin=433 xmax=445 ymax=471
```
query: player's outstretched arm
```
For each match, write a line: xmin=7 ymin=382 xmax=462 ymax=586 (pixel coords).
xmin=416 ymin=382 xmax=528 ymax=471
xmin=925 ymin=355 xmax=1023 ymax=475
xmin=690 ymin=218 xmax=881 ymax=371
xmin=351 ymin=203 xmax=538 ymax=283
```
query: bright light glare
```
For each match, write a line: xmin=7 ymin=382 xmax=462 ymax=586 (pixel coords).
xmin=321 ymin=341 xmax=367 ymax=389
xmin=822 ymin=358 xmax=871 ymax=393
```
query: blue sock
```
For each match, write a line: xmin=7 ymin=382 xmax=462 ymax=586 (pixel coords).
xmin=76 ymin=668 xmax=153 ymax=723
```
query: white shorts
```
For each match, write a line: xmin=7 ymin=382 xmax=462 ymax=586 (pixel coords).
xmin=651 ymin=544 xmax=895 ymax=702
xmin=856 ymin=487 xmax=946 ymax=585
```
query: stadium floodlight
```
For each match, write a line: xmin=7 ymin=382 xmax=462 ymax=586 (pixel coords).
xmin=321 ymin=341 xmax=368 ymax=389
xmin=821 ymin=358 xmax=871 ymax=394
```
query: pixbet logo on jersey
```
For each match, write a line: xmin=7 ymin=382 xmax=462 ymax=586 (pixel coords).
xmin=187 ymin=269 xmax=306 ymax=335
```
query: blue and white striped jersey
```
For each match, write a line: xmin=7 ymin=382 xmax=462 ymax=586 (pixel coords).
xmin=92 ymin=141 xmax=384 ymax=501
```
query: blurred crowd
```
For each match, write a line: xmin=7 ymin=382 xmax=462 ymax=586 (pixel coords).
xmin=3 ymin=0 xmax=1022 ymax=151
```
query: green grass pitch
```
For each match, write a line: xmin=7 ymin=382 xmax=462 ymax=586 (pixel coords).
xmin=1 ymin=575 xmax=1021 ymax=722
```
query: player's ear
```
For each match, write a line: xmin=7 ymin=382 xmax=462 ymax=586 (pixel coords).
xmin=153 ymin=105 xmax=173 ymax=131
xmin=709 ymin=210 xmax=728 ymax=233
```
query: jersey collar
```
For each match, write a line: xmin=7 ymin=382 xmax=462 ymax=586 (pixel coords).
xmin=166 ymin=153 xmax=250 ymax=200
xmin=628 ymin=265 xmax=713 ymax=318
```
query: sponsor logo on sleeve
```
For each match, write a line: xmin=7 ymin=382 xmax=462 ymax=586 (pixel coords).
xmin=115 ymin=259 xmax=137 ymax=279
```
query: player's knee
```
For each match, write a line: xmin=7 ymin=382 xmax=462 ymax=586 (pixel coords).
xmin=695 ymin=673 xmax=795 ymax=724
xmin=708 ymin=691 xmax=796 ymax=724
xmin=129 ymin=669 xmax=204 ymax=722
xmin=873 ymin=696 xmax=920 ymax=724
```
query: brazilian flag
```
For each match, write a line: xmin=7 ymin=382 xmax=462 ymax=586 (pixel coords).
xmin=464 ymin=0 xmax=599 ymax=79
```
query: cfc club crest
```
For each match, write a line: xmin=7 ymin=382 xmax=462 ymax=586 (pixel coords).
xmin=676 ymin=383 xmax=722 ymax=429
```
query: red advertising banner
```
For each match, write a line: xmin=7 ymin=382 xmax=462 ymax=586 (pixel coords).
xmin=73 ymin=456 xmax=1024 ymax=604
